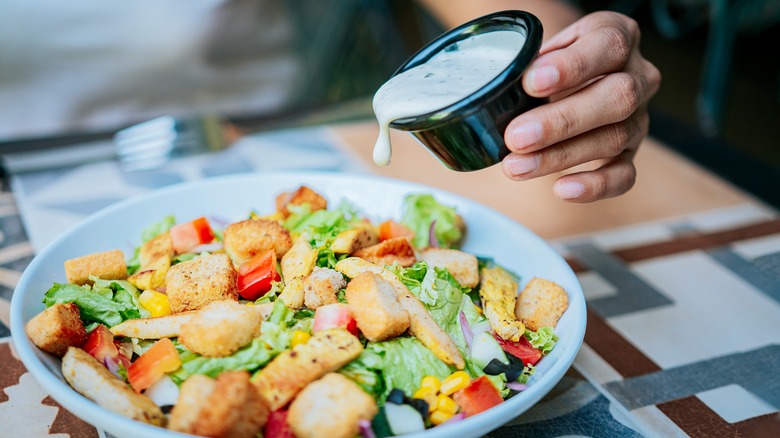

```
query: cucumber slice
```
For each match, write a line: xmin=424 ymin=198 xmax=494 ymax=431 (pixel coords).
xmin=384 ymin=402 xmax=426 ymax=435
xmin=470 ymin=331 xmax=509 ymax=369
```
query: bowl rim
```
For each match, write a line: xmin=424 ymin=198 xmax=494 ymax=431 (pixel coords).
xmin=388 ymin=10 xmax=543 ymax=131
xmin=10 ymin=171 xmax=585 ymax=438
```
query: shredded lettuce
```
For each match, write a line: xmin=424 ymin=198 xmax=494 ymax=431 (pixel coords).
xmin=43 ymin=277 xmax=149 ymax=327
xmin=127 ymin=216 xmax=176 ymax=274
xmin=283 ymin=202 xmax=361 ymax=269
xmin=400 ymin=194 xmax=462 ymax=249
xmin=525 ymin=327 xmax=559 ymax=355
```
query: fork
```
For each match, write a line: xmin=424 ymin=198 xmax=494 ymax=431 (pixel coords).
xmin=114 ymin=115 xmax=242 ymax=171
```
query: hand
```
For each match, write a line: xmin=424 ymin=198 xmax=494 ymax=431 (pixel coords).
xmin=501 ymin=11 xmax=661 ymax=202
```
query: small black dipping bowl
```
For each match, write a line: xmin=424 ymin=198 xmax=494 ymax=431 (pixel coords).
xmin=388 ymin=10 xmax=545 ymax=172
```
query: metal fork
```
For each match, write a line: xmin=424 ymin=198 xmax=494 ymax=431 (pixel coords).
xmin=114 ymin=115 xmax=242 ymax=171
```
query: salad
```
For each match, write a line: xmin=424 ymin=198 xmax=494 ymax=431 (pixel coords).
xmin=25 ymin=185 xmax=569 ymax=438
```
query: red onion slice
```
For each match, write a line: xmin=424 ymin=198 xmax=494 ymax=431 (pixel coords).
xmin=103 ymin=357 xmax=123 ymax=380
xmin=505 ymin=382 xmax=529 ymax=391
xmin=443 ymin=412 xmax=466 ymax=424
xmin=459 ymin=311 xmax=473 ymax=349
xmin=358 ymin=419 xmax=376 ymax=438
xmin=428 ymin=220 xmax=439 ymax=248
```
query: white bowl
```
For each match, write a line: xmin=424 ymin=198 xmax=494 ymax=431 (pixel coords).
xmin=11 ymin=172 xmax=585 ymax=438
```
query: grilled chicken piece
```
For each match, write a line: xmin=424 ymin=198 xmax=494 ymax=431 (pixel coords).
xmin=127 ymin=232 xmax=174 ymax=291
xmin=252 ymin=328 xmax=363 ymax=410
xmin=335 ymin=257 xmax=464 ymax=369
xmin=281 ymin=239 xmax=318 ymax=281
xmin=110 ymin=311 xmax=197 ymax=339
xmin=62 ymin=347 xmax=165 ymax=426
xmin=278 ymin=277 xmax=305 ymax=309
xmin=329 ymin=224 xmax=380 ymax=254
xmin=479 ymin=266 xmax=525 ymax=342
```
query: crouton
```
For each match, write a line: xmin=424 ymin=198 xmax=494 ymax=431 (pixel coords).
xmin=281 ymin=239 xmax=318 ymax=281
xmin=278 ymin=277 xmax=305 ymax=309
xmin=179 ymin=300 xmax=261 ymax=357
xmin=25 ymin=303 xmax=86 ymax=357
xmin=170 ymin=371 xmax=268 ymax=438
xmin=223 ymin=219 xmax=293 ymax=266
xmin=64 ymin=249 xmax=127 ymax=286
xmin=252 ymin=328 xmax=363 ymax=410
xmin=288 ymin=373 xmax=378 ymax=438
xmin=165 ymin=253 xmax=238 ymax=313
xmin=335 ymin=257 xmax=464 ymax=369
xmin=515 ymin=277 xmax=569 ymax=331
xmin=127 ymin=233 xmax=174 ymax=290
xmin=345 ymin=272 xmax=409 ymax=341
xmin=352 ymin=237 xmax=416 ymax=267
xmin=303 ymin=267 xmax=345 ymax=309
xmin=109 ymin=311 xmax=196 ymax=339
xmin=330 ymin=224 xmax=380 ymax=254
xmin=62 ymin=347 xmax=165 ymax=426
xmin=275 ymin=185 xmax=327 ymax=218
xmin=420 ymin=248 xmax=479 ymax=288
xmin=480 ymin=266 xmax=525 ymax=342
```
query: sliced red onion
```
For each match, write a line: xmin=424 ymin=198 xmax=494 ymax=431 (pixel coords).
xmin=459 ymin=311 xmax=473 ymax=349
xmin=505 ymin=382 xmax=529 ymax=391
xmin=443 ymin=412 xmax=466 ymax=424
xmin=104 ymin=357 xmax=123 ymax=380
xmin=208 ymin=215 xmax=231 ymax=228
xmin=428 ymin=220 xmax=439 ymax=248
xmin=358 ymin=419 xmax=376 ymax=438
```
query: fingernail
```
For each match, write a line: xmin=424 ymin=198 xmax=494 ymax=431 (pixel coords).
xmin=508 ymin=121 xmax=542 ymax=150
xmin=527 ymin=65 xmax=559 ymax=92
xmin=506 ymin=154 xmax=539 ymax=176
xmin=555 ymin=181 xmax=585 ymax=200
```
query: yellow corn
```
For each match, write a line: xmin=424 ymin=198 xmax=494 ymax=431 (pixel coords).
xmin=139 ymin=290 xmax=171 ymax=317
xmin=474 ymin=303 xmax=483 ymax=315
xmin=419 ymin=376 xmax=441 ymax=393
xmin=412 ymin=386 xmax=438 ymax=407
xmin=430 ymin=409 xmax=455 ymax=426
xmin=258 ymin=211 xmax=284 ymax=222
xmin=440 ymin=371 xmax=471 ymax=396
xmin=435 ymin=394 xmax=459 ymax=415
xmin=291 ymin=330 xmax=311 ymax=348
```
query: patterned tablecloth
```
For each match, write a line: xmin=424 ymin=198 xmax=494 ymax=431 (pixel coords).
xmin=1 ymin=127 xmax=778 ymax=437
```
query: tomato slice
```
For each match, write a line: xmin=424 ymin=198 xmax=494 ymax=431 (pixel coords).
xmin=378 ymin=220 xmax=414 ymax=242
xmin=237 ymin=250 xmax=280 ymax=301
xmin=170 ymin=217 xmax=215 ymax=254
xmin=492 ymin=333 xmax=543 ymax=366
xmin=127 ymin=338 xmax=181 ymax=393
xmin=264 ymin=410 xmax=294 ymax=438
xmin=452 ymin=375 xmax=503 ymax=417
xmin=313 ymin=303 xmax=359 ymax=337
xmin=84 ymin=324 xmax=132 ymax=369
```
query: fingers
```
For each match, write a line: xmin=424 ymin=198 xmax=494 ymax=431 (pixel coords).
xmin=552 ymin=152 xmax=638 ymax=202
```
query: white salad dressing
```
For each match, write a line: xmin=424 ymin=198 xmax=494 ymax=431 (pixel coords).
xmin=372 ymin=30 xmax=526 ymax=166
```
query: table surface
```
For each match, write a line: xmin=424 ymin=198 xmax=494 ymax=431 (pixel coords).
xmin=1 ymin=121 xmax=778 ymax=437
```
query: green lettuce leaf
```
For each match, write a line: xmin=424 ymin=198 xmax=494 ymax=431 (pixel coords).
xmin=42 ymin=279 xmax=146 ymax=328
xmin=283 ymin=202 xmax=361 ymax=269
xmin=400 ymin=194 xmax=462 ymax=249
xmin=525 ymin=327 xmax=559 ymax=355
xmin=90 ymin=276 xmax=150 ymax=319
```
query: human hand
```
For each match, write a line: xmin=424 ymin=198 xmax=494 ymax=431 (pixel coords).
xmin=501 ymin=11 xmax=661 ymax=202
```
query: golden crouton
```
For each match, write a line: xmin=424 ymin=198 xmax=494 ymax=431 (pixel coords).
xmin=352 ymin=237 xmax=416 ymax=267
xmin=223 ymin=219 xmax=293 ymax=266
xmin=288 ymin=373 xmax=378 ymax=438
xmin=278 ymin=277 xmax=305 ymax=309
xmin=275 ymin=185 xmax=328 ymax=218
xmin=62 ymin=347 xmax=165 ymax=426
xmin=165 ymin=253 xmax=238 ymax=313
xmin=127 ymin=233 xmax=174 ymax=291
xmin=330 ymin=224 xmax=380 ymax=254
xmin=179 ymin=300 xmax=261 ymax=357
xmin=515 ymin=277 xmax=569 ymax=331
xmin=281 ymin=239 xmax=318 ymax=281
xmin=253 ymin=328 xmax=363 ymax=410
xmin=480 ymin=266 xmax=525 ymax=342
xmin=335 ymin=257 xmax=464 ymax=369
xmin=26 ymin=303 xmax=86 ymax=357
xmin=109 ymin=311 xmax=197 ymax=339
xmin=170 ymin=371 xmax=268 ymax=438
xmin=64 ymin=249 xmax=127 ymax=286
xmin=303 ymin=267 xmax=346 ymax=309
xmin=345 ymin=272 xmax=409 ymax=342
xmin=420 ymin=248 xmax=479 ymax=288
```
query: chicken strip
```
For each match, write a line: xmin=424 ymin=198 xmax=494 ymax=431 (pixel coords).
xmin=479 ymin=266 xmax=525 ymax=342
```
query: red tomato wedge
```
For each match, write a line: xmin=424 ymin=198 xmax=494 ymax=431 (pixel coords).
xmin=170 ymin=217 xmax=215 ymax=254
xmin=264 ymin=410 xmax=294 ymax=438
xmin=492 ymin=333 xmax=543 ymax=366
xmin=452 ymin=375 xmax=503 ymax=417
xmin=237 ymin=250 xmax=281 ymax=301
xmin=378 ymin=220 xmax=414 ymax=242
xmin=313 ymin=303 xmax=358 ymax=337
xmin=84 ymin=324 xmax=131 ymax=368
xmin=127 ymin=338 xmax=181 ymax=393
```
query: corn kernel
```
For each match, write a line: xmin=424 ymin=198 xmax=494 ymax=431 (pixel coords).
xmin=474 ymin=303 xmax=483 ymax=315
xmin=139 ymin=290 xmax=171 ymax=317
xmin=419 ymin=376 xmax=441 ymax=393
xmin=412 ymin=386 xmax=438 ymax=407
xmin=291 ymin=330 xmax=311 ymax=348
xmin=430 ymin=409 xmax=455 ymax=426
xmin=440 ymin=371 xmax=471 ymax=396
xmin=435 ymin=394 xmax=459 ymax=415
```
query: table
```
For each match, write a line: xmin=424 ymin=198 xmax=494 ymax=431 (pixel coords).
xmin=1 ymin=121 xmax=778 ymax=437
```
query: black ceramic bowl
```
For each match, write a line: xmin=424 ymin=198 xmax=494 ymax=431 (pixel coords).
xmin=389 ymin=10 xmax=545 ymax=172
